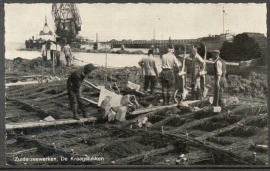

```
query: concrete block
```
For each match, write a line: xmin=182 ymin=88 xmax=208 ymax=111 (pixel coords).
xmin=108 ymin=108 xmax=116 ymax=122
xmin=115 ymin=106 xmax=127 ymax=122
xmin=212 ymin=106 xmax=222 ymax=113
xmin=100 ymin=96 xmax=112 ymax=119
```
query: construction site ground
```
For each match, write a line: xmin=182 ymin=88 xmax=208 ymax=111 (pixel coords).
xmin=5 ymin=57 xmax=268 ymax=165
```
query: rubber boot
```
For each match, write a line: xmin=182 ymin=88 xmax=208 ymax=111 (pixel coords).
xmin=191 ymin=84 xmax=196 ymax=100
xmin=191 ymin=90 xmax=197 ymax=100
xmin=72 ymin=104 xmax=80 ymax=120
xmin=196 ymin=89 xmax=202 ymax=100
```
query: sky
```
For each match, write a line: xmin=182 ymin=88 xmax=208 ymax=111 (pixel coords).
xmin=4 ymin=3 xmax=267 ymax=43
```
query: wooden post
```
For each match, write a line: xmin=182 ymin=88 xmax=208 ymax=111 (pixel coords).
xmin=52 ymin=51 xmax=55 ymax=77
xmin=42 ymin=67 xmax=44 ymax=84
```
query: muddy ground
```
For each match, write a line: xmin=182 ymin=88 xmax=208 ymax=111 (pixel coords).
xmin=6 ymin=57 xmax=268 ymax=99
xmin=5 ymin=57 xmax=268 ymax=165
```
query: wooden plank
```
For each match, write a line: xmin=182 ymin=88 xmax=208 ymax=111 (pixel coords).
xmin=5 ymin=81 xmax=41 ymax=87
xmin=5 ymin=75 xmax=43 ymax=80
xmin=164 ymin=132 xmax=264 ymax=165
xmin=84 ymin=80 xmax=101 ymax=90
xmin=6 ymin=148 xmax=37 ymax=156
xmin=130 ymin=100 xmax=199 ymax=115
xmin=6 ymin=117 xmax=97 ymax=130
xmin=130 ymin=104 xmax=176 ymax=115
xmin=114 ymin=145 xmax=175 ymax=165
xmin=195 ymin=114 xmax=267 ymax=141
xmin=81 ymin=96 xmax=98 ymax=105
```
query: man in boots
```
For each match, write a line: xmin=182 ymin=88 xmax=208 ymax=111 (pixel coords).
xmin=190 ymin=47 xmax=206 ymax=100
xmin=160 ymin=44 xmax=181 ymax=105
xmin=67 ymin=64 xmax=96 ymax=120
xmin=211 ymin=49 xmax=227 ymax=107
xmin=63 ymin=42 xmax=72 ymax=66
xmin=138 ymin=49 xmax=159 ymax=94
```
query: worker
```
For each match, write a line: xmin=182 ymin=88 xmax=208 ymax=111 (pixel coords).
xmin=63 ymin=42 xmax=73 ymax=66
xmin=160 ymin=44 xmax=181 ymax=105
xmin=211 ymin=49 xmax=227 ymax=106
xmin=55 ymin=42 xmax=61 ymax=66
xmin=138 ymin=49 xmax=159 ymax=94
xmin=67 ymin=64 xmax=96 ymax=120
xmin=190 ymin=47 xmax=206 ymax=100
xmin=121 ymin=44 xmax=125 ymax=50
xmin=41 ymin=42 xmax=47 ymax=61
xmin=50 ymin=41 xmax=56 ymax=62
xmin=150 ymin=44 xmax=155 ymax=53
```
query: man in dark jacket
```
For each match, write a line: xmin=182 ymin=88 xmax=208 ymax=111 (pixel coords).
xmin=211 ymin=49 xmax=227 ymax=107
xmin=67 ymin=64 xmax=96 ymax=120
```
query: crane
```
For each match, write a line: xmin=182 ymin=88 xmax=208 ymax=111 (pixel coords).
xmin=51 ymin=3 xmax=82 ymax=43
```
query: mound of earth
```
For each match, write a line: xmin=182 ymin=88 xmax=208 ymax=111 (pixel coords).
xmin=5 ymin=57 xmax=77 ymax=78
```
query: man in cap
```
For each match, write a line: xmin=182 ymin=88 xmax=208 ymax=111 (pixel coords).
xmin=160 ymin=44 xmax=181 ymax=105
xmin=67 ymin=64 xmax=97 ymax=120
xmin=138 ymin=49 xmax=159 ymax=94
xmin=190 ymin=47 xmax=206 ymax=100
xmin=211 ymin=49 xmax=227 ymax=107
xmin=63 ymin=42 xmax=73 ymax=66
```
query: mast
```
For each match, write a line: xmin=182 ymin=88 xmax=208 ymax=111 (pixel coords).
xmin=223 ymin=6 xmax=224 ymax=34
xmin=223 ymin=6 xmax=227 ymax=35
xmin=153 ymin=28 xmax=155 ymax=40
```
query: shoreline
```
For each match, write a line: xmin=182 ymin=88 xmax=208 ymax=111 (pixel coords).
xmin=17 ymin=48 xmax=148 ymax=55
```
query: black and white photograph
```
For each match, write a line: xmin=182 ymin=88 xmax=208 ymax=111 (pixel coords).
xmin=4 ymin=3 xmax=268 ymax=166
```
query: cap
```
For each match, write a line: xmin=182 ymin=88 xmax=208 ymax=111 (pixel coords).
xmin=148 ymin=49 xmax=153 ymax=55
xmin=84 ymin=63 xmax=96 ymax=74
xmin=167 ymin=44 xmax=174 ymax=49
xmin=211 ymin=49 xmax=220 ymax=54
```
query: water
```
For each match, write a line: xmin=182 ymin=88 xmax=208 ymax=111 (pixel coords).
xmin=5 ymin=42 xmax=163 ymax=71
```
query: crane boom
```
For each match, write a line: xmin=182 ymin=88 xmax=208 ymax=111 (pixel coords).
xmin=52 ymin=3 xmax=82 ymax=42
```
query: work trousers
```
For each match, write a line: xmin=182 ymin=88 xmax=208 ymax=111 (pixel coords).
xmin=67 ymin=89 xmax=86 ymax=115
xmin=65 ymin=55 xmax=71 ymax=66
xmin=160 ymin=69 xmax=175 ymax=105
xmin=213 ymin=76 xmax=227 ymax=106
xmin=50 ymin=50 xmax=55 ymax=61
xmin=191 ymin=71 xmax=201 ymax=91
xmin=55 ymin=51 xmax=61 ymax=66
xmin=144 ymin=75 xmax=157 ymax=94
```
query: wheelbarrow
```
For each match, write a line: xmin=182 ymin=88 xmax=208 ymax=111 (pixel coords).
xmin=81 ymin=80 xmax=139 ymax=110
xmin=174 ymin=44 xmax=209 ymax=103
